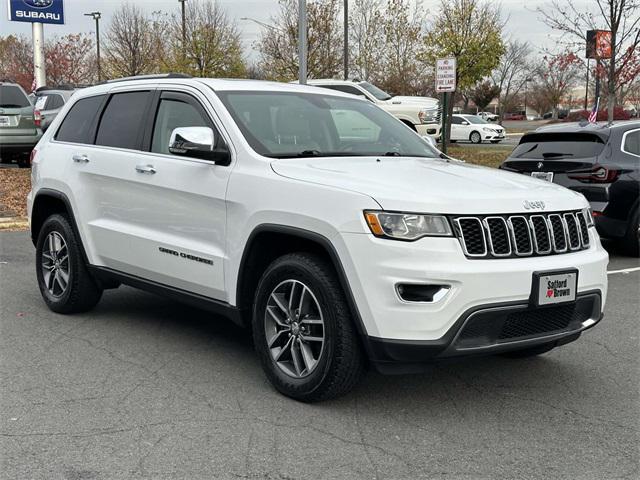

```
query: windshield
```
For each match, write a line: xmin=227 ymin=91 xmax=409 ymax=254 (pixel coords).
xmin=358 ymin=82 xmax=392 ymax=101
xmin=511 ymin=132 xmax=606 ymax=159
xmin=0 ymin=85 xmax=31 ymax=108
xmin=216 ymin=91 xmax=440 ymax=159
xmin=463 ymin=115 xmax=489 ymax=124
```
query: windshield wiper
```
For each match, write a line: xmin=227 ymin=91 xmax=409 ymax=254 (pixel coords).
xmin=542 ymin=152 xmax=574 ymax=158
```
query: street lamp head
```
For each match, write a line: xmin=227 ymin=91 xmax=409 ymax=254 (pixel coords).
xmin=84 ymin=12 xmax=101 ymax=20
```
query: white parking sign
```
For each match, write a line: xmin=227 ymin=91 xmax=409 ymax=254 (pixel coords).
xmin=436 ymin=57 xmax=457 ymax=93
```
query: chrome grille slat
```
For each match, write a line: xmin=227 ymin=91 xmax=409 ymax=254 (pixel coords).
xmin=453 ymin=211 xmax=590 ymax=259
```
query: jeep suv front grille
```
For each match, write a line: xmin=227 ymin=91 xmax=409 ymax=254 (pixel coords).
xmin=453 ymin=210 xmax=590 ymax=259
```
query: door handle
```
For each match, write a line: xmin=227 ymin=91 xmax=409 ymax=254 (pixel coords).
xmin=72 ymin=154 xmax=89 ymax=163
xmin=135 ymin=164 xmax=156 ymax=174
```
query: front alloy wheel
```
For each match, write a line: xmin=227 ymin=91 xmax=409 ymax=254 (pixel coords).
xmin=253 ymin=253 xmax=364 ymax=402
xmin=265 ymin=279 xmax=325 ymax=378
xmin=470 ymin=131 xmax=482 ymax=144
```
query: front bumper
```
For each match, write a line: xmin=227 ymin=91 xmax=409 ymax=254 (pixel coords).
xmin=336 ymin=227 xmax=608 ymax=364
xmin=416 ymin=123 xmax=441 ymax=138
xmin=368 ymin=290 xmax=602 ymax=372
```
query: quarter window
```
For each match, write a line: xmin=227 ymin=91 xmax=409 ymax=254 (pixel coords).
xmin=46 ymin=94 xmax=65 ymax=110
xmin=151 ymin=97 xmax=211 ymax=155
xmin=95 ymin=91 xmax=151 ymax=150
xmin=623 ymin=130 xmax=640 ymax=156
xmin=55 ymin=95 xmax=105 ymax=144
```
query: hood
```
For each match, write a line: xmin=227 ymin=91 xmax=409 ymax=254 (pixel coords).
xmin=271 ymin=156 xmax=586 ymax=214
xmin=385 ymin=96 xmax=439 ymax=109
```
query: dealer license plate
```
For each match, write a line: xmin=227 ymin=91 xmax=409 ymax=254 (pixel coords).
xmin=0 ymin=116 xmax=9 ymax=127
xmin=533 ymin=271 xmax=577 ymax=306
xmin=531 ymin=171 xmax=554 ymax=182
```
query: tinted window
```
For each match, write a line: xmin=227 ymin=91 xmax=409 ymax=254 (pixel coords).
xmin=151 ymin=98 xmax=210 ymax=155
xmin=623 ymin=130 xmax=640 ymax=156
xmin=359 ymin=82 xmax=392 ymax=101
xmin=46 ymin=94 xmax=65 ymax=110
xmin=96 ymin=91 xmax=151 ymax=150
xmin=511 ymin=132 xmax=606 ymax=160
xmin=55 ymin=95 xmax=105 ymax=144
xmin=217 ymin=91 xmax=439 ymax=159
xmin=0 ymin=85 xmax=30 ymax=108
xmin=320 ymin=85 xmax=367 ymax=98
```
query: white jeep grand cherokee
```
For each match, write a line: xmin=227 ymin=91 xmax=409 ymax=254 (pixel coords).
xmin=27 ymin=75 xmax=608 ymax=402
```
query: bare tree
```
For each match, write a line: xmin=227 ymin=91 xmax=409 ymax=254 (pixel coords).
xmin=104 ymin=3 xmax=161 ymax=78
xmin=537 ymin=0 xmax=640 ymax=122
xmin=166 ymin=0 xmax=245 ymax=77
xmin=492 ymin=39 xmax=533 ymax=122
xmin=348 ymin=0 xmax=384 ymax=81
xmin=256 ymin=0 xmax=343 ymax=81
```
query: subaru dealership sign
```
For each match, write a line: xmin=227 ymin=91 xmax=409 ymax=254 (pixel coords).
xmin=8 ymin=0 xmax=65 ymax=25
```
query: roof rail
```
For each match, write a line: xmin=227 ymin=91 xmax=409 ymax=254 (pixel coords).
xmin=99 ymin=73 xmax=192 ymax=85
xmin=35 ymin=84 xmax=76 ymax=92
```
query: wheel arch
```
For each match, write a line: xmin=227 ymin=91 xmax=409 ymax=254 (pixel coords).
xmin=31 ymin=189 xmax=89 ymax=262
xmin=235 ymin=225 xmax=369 ymax=347
xmin=469 ymin=130 xmax=482 ymax=142
xmin=400 ymin=119 xmax=417 ymax=131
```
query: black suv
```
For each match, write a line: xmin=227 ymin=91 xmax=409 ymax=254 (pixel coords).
xmin=501 ymin=122 xmax=640 ymax=256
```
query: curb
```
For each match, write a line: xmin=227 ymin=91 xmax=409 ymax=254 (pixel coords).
xmin=0 ymin=217 xmax=29 ymax=231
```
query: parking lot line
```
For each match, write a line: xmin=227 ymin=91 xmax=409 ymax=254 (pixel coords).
xmin=607 ymin=267 xmax=640 ymax=275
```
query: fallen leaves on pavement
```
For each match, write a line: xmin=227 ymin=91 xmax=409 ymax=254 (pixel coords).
xmin=0 ymin=169 xmax=30 ymax=218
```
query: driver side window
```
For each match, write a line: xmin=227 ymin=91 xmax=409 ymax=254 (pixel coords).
xmin=151 ymin=94 xmax=211 ymax=156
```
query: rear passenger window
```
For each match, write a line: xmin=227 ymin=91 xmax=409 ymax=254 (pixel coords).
xmin=96 ymin=91 xmax=151 ymax=150
xmin=623 ymin=130 xmax=640 ymax=156
xmin=55 ymin=95 xmax=105 ymax=144
xmin=46 ymin=95 xmax=65 ymax=110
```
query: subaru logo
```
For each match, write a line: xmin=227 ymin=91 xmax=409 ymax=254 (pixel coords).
xmin=523 ymin=200 xmax=546 ymax=210
xmin=23 ymin=0 xmax=53 ymax=8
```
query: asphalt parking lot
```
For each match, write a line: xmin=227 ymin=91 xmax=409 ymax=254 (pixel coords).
xmin=1 ymin=231 xmax=638 ymax=480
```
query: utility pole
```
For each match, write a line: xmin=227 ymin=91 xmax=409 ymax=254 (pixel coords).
xmin=84 ymin=12 xmax=102 ymax=82
xmin=524 ymin=77 xmax=532 ymax=119
xmin=32 ymin=22 xmax=46 ymax=88
xmin=179 ymin=0 xmax=187 ymax=58
xmin=343 ymin=0 xmax=348 ymax=80
xmin=584 ymin=59 xmax=590 ymax=110
xmin=298 ymin=0 xmax=307 ymax=84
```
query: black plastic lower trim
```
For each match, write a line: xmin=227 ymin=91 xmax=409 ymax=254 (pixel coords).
xmin=89 ymin=266 xmax=243 ymax=327
xmin=366 ymin=290 xmax=602 ymax=373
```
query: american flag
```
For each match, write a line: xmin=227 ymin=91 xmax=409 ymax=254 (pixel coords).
xmin=588 ymin=97 xmax=600 ymax=123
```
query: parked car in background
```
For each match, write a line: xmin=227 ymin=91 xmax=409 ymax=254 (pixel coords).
xmin=501 ymin=121 xmax=640 ymax=255
xmin=450 ymin=114 xmax=506 ymax=143
xmin=542 ymin=109 xmax=569 ymax=120
xmin=33 ymin=86 xmax=77 ymax=132
xmin=504 ymin=112 xmax=526 ymax=121
xmin=477 ymin=111 xmax=499 ymax=121
xmin=0 ymin=80 xmax=41 ymax=167
xmin=305 ymin=79 xmax=441 ymax=139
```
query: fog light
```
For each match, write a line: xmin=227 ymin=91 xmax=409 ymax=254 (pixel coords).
xmin=396 ymin=284 xmax=450 ymax=303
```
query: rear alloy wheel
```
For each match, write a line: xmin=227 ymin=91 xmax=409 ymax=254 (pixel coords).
xmin=470 ymin=131 xmax=482 ymax=144
xmin=253 ymin=253 xmax=364 ymax=402
xmin=36 ymin=214 xmax=103 ymax=313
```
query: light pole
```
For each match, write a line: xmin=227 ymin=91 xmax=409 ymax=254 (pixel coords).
xmin=298 ymin=0 xmax=307 ymax=84
xmin=343 ymin=0 xmax=348 ymax=80
xmin=240 ymin=17 xmax=281 ymax=32
xmin=178 ymin=0 xmax=187 ymax=58
xmin=84 ymin=12 xmax=102 ymax=82
xmin=524 ymin=76 xmax=532 ymax=119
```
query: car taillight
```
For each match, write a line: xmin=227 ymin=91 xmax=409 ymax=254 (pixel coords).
xmin=29 ymin=148 xmax=37 ymax=166
xmin=568 ymin=165 xmax=619 ymax=183
xmin=34 ymin=109 xmax=41 ymax=127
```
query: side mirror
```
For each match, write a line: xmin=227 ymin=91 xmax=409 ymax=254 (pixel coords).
xmin=461 ymin=121 xmax=469 ymax=125
xmin=168 ymin=126 xmax=230 ymax=165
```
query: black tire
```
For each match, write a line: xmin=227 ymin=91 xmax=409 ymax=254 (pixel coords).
xmin=252 ymin=252 xmax=364 ymax=402
xmin=35 ymin=214 xmax=103 ymax=313
xmin=470 ymin=131 xmax=482 ymax=144
xmin=490 ymin=140 xmax=501 ymax=144
xmin=500 ymin=343 xmax=555 ymax=358
xmin=618 ymin=208 xmax=639 ymax=257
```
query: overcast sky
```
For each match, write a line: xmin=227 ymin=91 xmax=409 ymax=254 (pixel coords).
xmin=0 ymin=0 xmax=597 ymax=62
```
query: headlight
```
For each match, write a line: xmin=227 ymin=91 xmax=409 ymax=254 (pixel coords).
xmin=418 ymin=108 xmax=438 ymax=124
xmin=583 ymin=207 xmax=595 ymax=227
xmin=364 ymin=211 xmax=453 ymax=240
xmin=482 ymin=127 xmax=494 ymax=132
